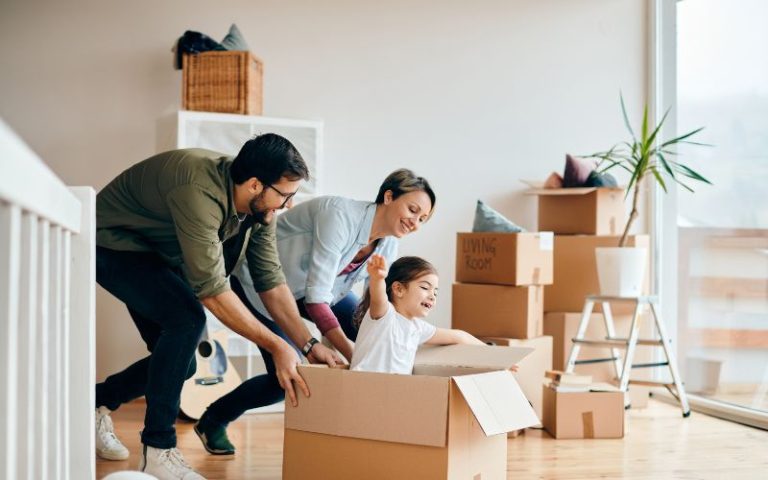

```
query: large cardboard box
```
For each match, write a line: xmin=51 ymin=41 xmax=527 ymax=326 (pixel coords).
xmin=283 ymin=345 xmax=540 ymax=480
xmin=455 ymin=232 xmax=553 ymax=286
xmin=480 ymin=336 xmax=552 ymax=421
xmin=544 ymin=234 xmax=650 ymax=313
xmin=544 ymin=311 xmax=653 ymax=405
xmin=528 ymin=187 xmax=625 ymax=235
xmin=542 ymin=384 xmax=625 ymax=439
xmin=452 ymin=283 xmax=543 ymax=338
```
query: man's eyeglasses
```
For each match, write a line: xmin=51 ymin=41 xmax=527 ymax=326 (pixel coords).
xmin=266 ymin=184 xmax=298 ymax=208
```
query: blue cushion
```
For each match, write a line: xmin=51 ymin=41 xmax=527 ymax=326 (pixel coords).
xmin=221 ymin=24 xmax=250 ymax=51
xmin=584 ymin=170 xmax=619 ymax=188
xmin=472 ymin=200 xmax=525 ymax=233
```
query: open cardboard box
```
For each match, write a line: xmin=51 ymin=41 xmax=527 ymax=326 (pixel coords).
xmin=455 ymin=232 xmax=553 ymax=286
xmin=283 ymin=345 xmax=540 ymax=480
xmin=526 ymin=187 xmax=625 ymax=235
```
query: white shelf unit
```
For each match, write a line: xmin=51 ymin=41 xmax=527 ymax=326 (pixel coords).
xmin=158 ymin=111 xmax=325 ymax=415
xmin=158 ymin=110 xmax=324 ymax=205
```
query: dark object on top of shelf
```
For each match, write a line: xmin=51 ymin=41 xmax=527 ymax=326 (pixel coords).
xmin=174 ymin=31 xmax=225 ymax=70
xmin=173 ymin=24 xmax=250 ymax=70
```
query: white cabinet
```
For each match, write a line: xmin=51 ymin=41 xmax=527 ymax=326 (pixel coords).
xmin=158 ymin=110 xmax=323 ymax=203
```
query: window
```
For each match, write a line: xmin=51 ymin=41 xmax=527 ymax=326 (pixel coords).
xmin=675 ymin=0 xmax=768 ymax=414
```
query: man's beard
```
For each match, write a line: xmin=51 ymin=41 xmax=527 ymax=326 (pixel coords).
xmin=249 ymin=192 xmax=272 ymax=226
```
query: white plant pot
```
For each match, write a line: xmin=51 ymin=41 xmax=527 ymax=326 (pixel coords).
xmin=594 ymin=247 xmax=647 ymax=297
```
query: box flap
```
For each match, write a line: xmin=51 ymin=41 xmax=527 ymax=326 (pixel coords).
xmin=452 ymin=370 xmax=540 ymax=436
xmin=413 ymin=364 xmax=503 ymax=377
xmin=519 ymin=179 xmax=545 ymax=189
xmin=415 ymin=344 xmax=533 ymax=370
xmin=525 ymin=187 xmax=623 ymax=196
xmin=285 ymin=365 xmax=451 ymax=447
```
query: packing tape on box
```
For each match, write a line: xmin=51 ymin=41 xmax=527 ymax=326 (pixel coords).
xmin=582 ymin=411 xmax=595 ymax=439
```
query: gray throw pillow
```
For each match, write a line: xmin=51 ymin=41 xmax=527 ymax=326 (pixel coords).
xmin=221 ymin=23 xmax=250 ymax=51
xmin=472 ymin=200 xmax=525 ymax=233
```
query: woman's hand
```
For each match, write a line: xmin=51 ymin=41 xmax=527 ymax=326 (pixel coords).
xmin=366 ymin=253 xmax=388 ymax=281
xmin=306 ymin=342 xmax=343 ymax=366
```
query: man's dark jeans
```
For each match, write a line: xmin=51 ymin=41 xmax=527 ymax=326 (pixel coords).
xmin=203 ymin=276 xmax=359 ymax=426
xmin=94 ymin=246 xmax=205 ymax=449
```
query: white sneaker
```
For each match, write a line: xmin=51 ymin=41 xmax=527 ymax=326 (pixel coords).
xmin=95 ymin=406 xmax=130 ymax=460
xmin=139 ymin=445 xmax=206 ymax=480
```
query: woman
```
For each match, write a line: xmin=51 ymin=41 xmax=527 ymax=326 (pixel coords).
xmin=194 ymin=168 xmax=436 ymax=455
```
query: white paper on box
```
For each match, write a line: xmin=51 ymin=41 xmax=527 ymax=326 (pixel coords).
xmin=453 ymin=370 xmax=540 ymax=436
xmin=539 ymin=232 xmax=554 ymax=251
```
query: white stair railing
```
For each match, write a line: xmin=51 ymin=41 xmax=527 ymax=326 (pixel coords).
xmin=0 ymin=119 xmax=96 ymax=480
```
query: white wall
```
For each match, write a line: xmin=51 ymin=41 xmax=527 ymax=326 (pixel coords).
xmin=0 ymin=0 xmax=648 ymax=380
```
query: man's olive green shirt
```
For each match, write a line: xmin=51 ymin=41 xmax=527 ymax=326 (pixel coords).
xmin=96 ymin=148 xmax=285 ymax=299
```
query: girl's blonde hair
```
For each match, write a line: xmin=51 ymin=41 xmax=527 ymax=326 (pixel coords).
xmin=354 ymin=256 xmax=438 ymax=327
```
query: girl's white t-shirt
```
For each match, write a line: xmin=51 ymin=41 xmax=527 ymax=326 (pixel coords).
xmin=350 ymin=302 xmax=437 ymax=374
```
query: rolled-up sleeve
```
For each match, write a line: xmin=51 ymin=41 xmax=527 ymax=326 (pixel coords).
xmin=304 ymin=206 xmax=350 ymax=304
xmin=166 ymin=185 xmax=229 ymax=299
xmin=246 ymin=220 xmax=286 ymax=292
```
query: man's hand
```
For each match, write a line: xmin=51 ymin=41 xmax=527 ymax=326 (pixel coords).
xmin=307 ymin=343 xmax=342 ymax=366
xmin=272 ymin=341 xmax=310 ymax=407
xmin=366 ymin=253 xmax=388 ymax=281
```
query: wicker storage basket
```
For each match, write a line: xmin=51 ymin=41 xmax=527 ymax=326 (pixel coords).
xmin=182 ymin=51 xmax=263 ymax=115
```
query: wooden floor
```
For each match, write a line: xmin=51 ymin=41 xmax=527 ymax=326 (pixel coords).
xmin=97 ymin=399 xmax=768 ymax=479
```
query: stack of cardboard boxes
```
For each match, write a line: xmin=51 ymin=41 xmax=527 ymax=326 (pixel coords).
xmin=529 ymin=187 xmax=651 ymax=438
xmin=451 ymin=231 xmax=555 ymax=423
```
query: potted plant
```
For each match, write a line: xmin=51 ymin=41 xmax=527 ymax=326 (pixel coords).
xmin=585 ymin=95 xmax=711 ymax=296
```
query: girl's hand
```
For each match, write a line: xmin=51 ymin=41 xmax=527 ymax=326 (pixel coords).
xmin=509 ymin=364 xmax=519 ymax=373
xmin=366 ymin=254 xmax=388 ymax=280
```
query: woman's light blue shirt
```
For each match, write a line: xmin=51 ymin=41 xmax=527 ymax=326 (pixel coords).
xmin=234 ymin=196 xmax=398 ymax=319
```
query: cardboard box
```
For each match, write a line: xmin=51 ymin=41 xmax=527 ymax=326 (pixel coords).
xmin=283 ymin=345 xmax=540 ymax=480
xmin=480 ymin=336 xmax=552 ymax=422
xmin=455 ymin=232 xmax=553 ymax=286
xmin=527 ymin=187 xmax=625 ymax=235
xmin=544 ymin=234 xmax=650 ymax=314
xmin=452 ymin=283 xmax=543 ymax=338
xmin=544 ymin=312 xmax=653 ymax=383
xmin=542 ymin=384 xmax=625 ymax=439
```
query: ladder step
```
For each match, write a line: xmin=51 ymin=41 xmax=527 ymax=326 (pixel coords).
xmin=572 ymin=338 xmax=664 ymax=347
xmin=606 ymin=336 xmax=664 ymax=346
xmin=628 ymin=380 xmax=675 ymax=387
xmin=574 ymin=357 xmax=620 ymax=365
xmin=632 ymin=361 xmax=670 ymax=369
xmin=572 ymin=339 xmax=627 ymax=347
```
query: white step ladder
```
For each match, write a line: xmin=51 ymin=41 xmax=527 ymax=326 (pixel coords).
xmin=564 ymin=295 xmax=691 ymax=417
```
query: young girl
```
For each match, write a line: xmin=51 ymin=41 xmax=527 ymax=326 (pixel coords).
xmin=350 ymin=254 xmax=486 ymax=374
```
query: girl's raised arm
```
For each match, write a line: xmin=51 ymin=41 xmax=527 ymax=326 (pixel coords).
xmin=366 ymin=254 xmax=389 ymax=320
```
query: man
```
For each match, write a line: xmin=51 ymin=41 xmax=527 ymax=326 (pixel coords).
xmin=94 ymin=134 xmax=339 ymax=480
